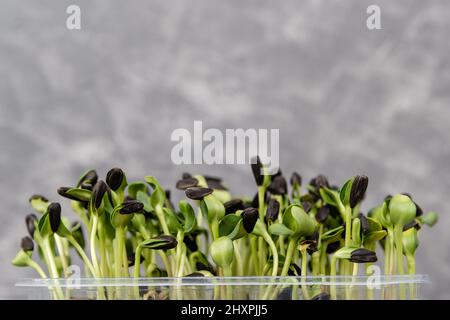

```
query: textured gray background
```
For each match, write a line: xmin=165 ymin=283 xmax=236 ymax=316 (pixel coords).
xmin=1 ymin=0 xmax=449 ymax=299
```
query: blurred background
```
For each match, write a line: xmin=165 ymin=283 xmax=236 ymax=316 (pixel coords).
xmin=1 ymin=0 xmax=449 ymax=299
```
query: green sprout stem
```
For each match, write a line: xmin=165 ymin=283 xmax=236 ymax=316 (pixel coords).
xmin=90 ymin=215 xmax=101 ymax=277
xmin=300 ymin=249 xmax=310 ymax=300
xmin=261 ymin=228 xmax=279 ymax=276
xmin=281 ymin=238 xmax=297 ymax=276
xmin=155 ymin=205 xmax=170 ymax=235
xmin=28 ymin=259 xmax=48 ymax=278
xmin=66 ymin=235 xmax=96 ymax=276
xmin=42 ymin=237 xmax=59 ymax=278
xmin=54 ymin=235 xmax=69 ymax=277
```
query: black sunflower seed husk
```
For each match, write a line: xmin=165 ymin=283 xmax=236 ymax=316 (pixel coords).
xmin=316 ymin=206 xmax=329 ymax=223
xmin=185 ymin=187 xmax=213 ymax=200
xmin=48 ymin=202 xmax=61 ymax=233
xmin=326 ymin=241 xmax=341 ymax=254
xmin=80 ymin=182 xmax=94 ymax=191
xmin=204 ymin=175 xmax=222 ymax=183
xmin=402 ymin=193 xmax=413 ymax=199
xmin=312 ymin=292 xmax=331 ymax=300
xmin=242 ymin=207 xmax=259 ymax=233
xmin=290 ymin=172 xmax=302 ymax=186
xmin=251 ymin=191 xmax=269 ymax=208
xmin=350 ymin=248 xmax=377 ymax=263
xmin=21 ymin=236 xmax=34 ymax=251
xmin=176 ymin=178 xmax=199 ymax=190
xmin=119 ymin=200 xmax=144 ymax=214
xmin=151 ymin=235 xmax=178 ymax=250
xmin=92 ymin=180 xmax=108 ymax=209
xmin=25 ymin=214 xmax=38 ymax=238
xmin=195 ymin=262 xmax=216 ymax=275
xmin=306 ymin=231 xmax=319 ymax=242
xmin=277 ymin=287 xmax=294 ymax=300
xmin=251 ymin=156 xmax=264 ymax=186
xmin=183 ymin=234 xmax=198 ymax=252
xmin=182 ymin=172 xmax=192 ymax=179
xmin=165 ymin=189 xmax=175 ymax=209
xmin=206 ymin=179 xmax=228 ymax=191
xmin=403 ymin=220 xmax=421 ymax=231
xmin=123 ymin=195 xmax=135 ymax=203
xmin=328 ymin=205 xmax=340 ymax=218
xmin=224 ymin=199 xmax=244 ymax=215
xmin=77 ymin=170 xmax=98 ymax=188
xmin=287 ymin=264 xmax=301 ymax=276
xmin=301 ymin=239 xmax=318 ymax=255
xmin=185 ymin=272 xmax=205 ymax=277
xmin=29 ymin=194 xmax=49 ymax=203
xmin=414 ymin=202 xmax=423 ymax=217
xmin=268 ymin=176 xmax=287 ymax=195
xmin=359 ymin=213 xmax=370 ymax=234
xmin=127 ymin=252 xmax=144 ymax=267
xmin=57 ymin=187 xmax=83 ymax=202
xmin=349 ymin=175 xmax=369 ymax=208
xmin=106 ymin=168 xmax=124 ymax=191
xmin=310 ymin=174 xmax=330 ymax=190
xmin=265 ymin=199 xmax=280 ymax=222
xmin=302 ymin=201 xmax=313 ymax=213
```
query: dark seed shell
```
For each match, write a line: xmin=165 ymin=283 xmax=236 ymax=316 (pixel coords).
xmin=242 ymin=207 xmax=259 ymax=233
xmin=265 ymin=199 xmax=280 ymax=222
xmin=290 ymin=172 xmax=302 ymax=186
xmin=48 ymin=202 xmax=61 ymax=233
xmin=251 ymin=191 xmax=269 ymax=208
xmin=25 ymin=214 xmax=38 ymax=238
xmin=302 ymin=201 xmax=313 ymax=213
xmin=29 ymin=194 xmax=49 ymax=203
xmin=403 ymin=220 xmax=421 ymax=231
xmin=316 ymin=206 xmax=330 ymax=223
xmin=185 ymin=272 xmax=204 ymax=277
xmin=182 ymin=173 xmax=192 ymax=179
xmin=251 ymin=156 xmax=264 ymax=186
xmin=326 ymin=241 xmax=341 ymax=254
xmin=183 ymin=234 xmax=198 ymax=252
xmin=106 ymin=168 xmax=124 ymax=191
xmin=277 ymin=287 xmax=293 ymax=300
xmin=57 ymin=187 xmax=85 ymax=202
xmin=204 ymin=175 xmax=222 ymax=183
xmin=312 ymin=292 xmax=331 ymax=300
xmin=176 ymin=178 xmax=199 ymax=190
xmin=185 ymin=187 xmax=213 ymax=200
xmin=288 ymin=264 xmax=302 ymax=276
xmin=311 ymin=175 xmax=330 ymax=190
xmin=350 ymin=248 xmax=377 ymax=263
xmin=224 ymin=199 xmax=244 ymax=215
xmin=414 ymin=202 xmax=423 ymax=217
xmin=268 ymin=176 xmax=287 ymax=195
xmin=21 ymin=236 xmax=34 ymax=251
xmin=151 ymin=235 xmax=178 ymax=250
xmin=92 ymin=180 xmax=108 ymax=209
xmin=119 ymin=200 xmax=144 ymax=214
xmin=77 ymin=170 xmax=98 ymax=187
xmin=359 ymin=213 xmax=370 ymax=234
xmin=206 ymin=179 xmax=228 ymax=191
xmin=349 ymin=175 xmax=369 ymax=208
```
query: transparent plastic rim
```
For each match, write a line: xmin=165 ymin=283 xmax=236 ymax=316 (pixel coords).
xmin=16 ymin=275 xmax=430 ymax=288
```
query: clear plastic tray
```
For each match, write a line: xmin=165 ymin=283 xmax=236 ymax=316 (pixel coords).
xmin=16 ymin=275 xmax=429 ymax=300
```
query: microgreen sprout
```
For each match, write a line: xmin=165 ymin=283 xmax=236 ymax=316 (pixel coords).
xmin=12 ymin=162 xmax=439 ymax=300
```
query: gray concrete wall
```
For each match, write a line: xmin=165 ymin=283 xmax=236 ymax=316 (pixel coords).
xmin=0 ymin=0 xmax=449 ymax=299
